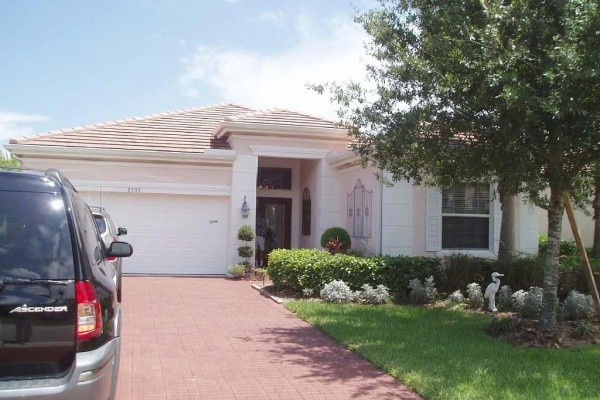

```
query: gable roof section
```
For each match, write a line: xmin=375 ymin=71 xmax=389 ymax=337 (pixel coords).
xmin=213 ymin=109 xmax=349 ymax=141
xmin=10 ymin=103 xmax=254 ymax=154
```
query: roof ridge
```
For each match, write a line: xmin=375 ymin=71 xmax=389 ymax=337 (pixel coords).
xmin=271 ymin=108 xmax=337 ymax=124
xmin=224 ymin=109 xmax=273 ymax=122
xmin=12 ymin=103 xmax=255 ymax=142
xmin=225 ymin=107 xmax=337 ymax=125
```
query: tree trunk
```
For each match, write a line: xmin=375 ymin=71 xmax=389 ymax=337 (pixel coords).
xmin=539 ymin=186 xmax=564 ymax=328
xmin=498 ymin=194 xmax=516 ymax=263
xmin=593 ymin=171 xmax=600 ymax=260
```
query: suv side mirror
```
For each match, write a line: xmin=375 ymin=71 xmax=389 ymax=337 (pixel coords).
xmin=117 ymin=227 xmax=127 ymax=236
xmin=108 ymin=242 xmax=133 ymax=258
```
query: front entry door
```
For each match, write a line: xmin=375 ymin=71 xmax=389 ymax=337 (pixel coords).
xmin=256 ymin=197 xmax=292 ymax=264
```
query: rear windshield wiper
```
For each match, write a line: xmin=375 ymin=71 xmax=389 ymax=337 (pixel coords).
xmin=0 ymin=277 xmax=71 ymax=286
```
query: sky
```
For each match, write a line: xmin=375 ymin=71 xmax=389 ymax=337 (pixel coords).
xmin=0 ymin=0 xmax=375 ymax=146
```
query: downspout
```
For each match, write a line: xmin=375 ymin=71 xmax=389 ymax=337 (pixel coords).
xmin=379 ymin=168 xmax=384 ymax=256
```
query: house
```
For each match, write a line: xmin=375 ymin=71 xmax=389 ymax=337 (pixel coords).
xmin=6 ymin=103 xmax=540 ymax=275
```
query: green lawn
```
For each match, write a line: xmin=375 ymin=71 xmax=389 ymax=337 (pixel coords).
xmin=286 ymin=302 xmax=600 ymax=400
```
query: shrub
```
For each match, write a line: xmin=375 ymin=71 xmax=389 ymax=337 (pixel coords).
xmin=560 ymin=240 xmax=578 ymax=256
xmin=237 ymin=246 xmax=254 ymax=259
xmin=267 ymin=249 xmax=331 ymax=291
xmin=521 ymin=287 xmax=543 ymax=319
xmin=302 ymin=288 xmax=314 ymax=298
xmin=494 ymin=256 xmax=544 ymax=292
xmin=380 ymin=256 xmax=441 ymax=302
xmin=444 ymin=290 xmax=465 ymax=308
xmin=320 ymin=280 xmax=355 ymax=303
xmin=466 ymin=283 xmax=483 ymax=309
xmin=573 ymin=320 xmax=596 ymax=338
xmin=320 ymin=227 xmax=351 ymax=252
xmin=408 ymin=279 xmax=425 ymax=305
xmin=266 ymin=249 xmax=383 ymax=293
xmin=408 ymin=276 xmax=438 ymax=305
xmin=539 ymin=233 xmax=578 ymax=256
xmin=487 ymin=316 xmax=522 ymax=335
xmin=237 ymin=224 xmax=255 ymax=241
xmin=359 ymin=284 xmax=390 ymax=304
xmin=563 ymin=290 xmax=595 ymax=321
xmin=512 ymin=290 xmax=527 ymax=313
xmin=436 ymin=254 xmax=493 ymax=295
xmin=558 ymin=255 xmax=600 ymax=299
xmin=496 ymin=285 xmax=513 ymax=311
xmin=227 ymin=264 xmax=246 ymax=278
xmin=538 ymin=234 xmax=548 ymax=253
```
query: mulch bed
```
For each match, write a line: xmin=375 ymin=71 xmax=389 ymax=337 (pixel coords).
xmin=487 ymin=316 xmax=600 ymax=348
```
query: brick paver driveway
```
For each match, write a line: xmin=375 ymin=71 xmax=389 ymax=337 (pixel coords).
xmin=116 ymin=277 xmax=421 ymax=400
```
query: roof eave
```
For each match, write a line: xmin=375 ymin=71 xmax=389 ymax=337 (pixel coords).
xmin=213 ymin=121 xmax=350 ymax=142
xmin=4 ymin=144 xmax=236 ymax=165
xmin=327 ymin=150 xmax=362 ymax=170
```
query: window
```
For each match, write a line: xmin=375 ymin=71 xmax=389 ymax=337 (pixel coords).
xmin=257 ymin=167 xmax=292 ymax=190
xmin=441 ymin=185 xmax=490 ymax=249
xmin=346 ymin=179 xmax=372 ymax=238
xmin=302 ymin=188 xmax=311 ymax=236
xmin=73 ymin=196 xmax=103 ymax=266
xmin=0 ymin=192 xmax=74 ymax=279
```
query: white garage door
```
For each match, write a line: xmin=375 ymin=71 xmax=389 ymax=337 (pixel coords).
xmin=81 ymin=192 xmax=229 ymax=275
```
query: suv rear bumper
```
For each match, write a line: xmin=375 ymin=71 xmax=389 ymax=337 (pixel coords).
xmin=0 ymin=336 xmax=121 ymax=400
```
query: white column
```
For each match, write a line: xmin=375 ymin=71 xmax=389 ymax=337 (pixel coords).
xmin=518 ymin=197 xmax=539 ymax=255
xmin=381 ymin=177 xmax=414 ymax=256
xmin=227 ymin=154 xmax=258 ymax=267
xmin=314 ymin=160 xmax=342 ymax=244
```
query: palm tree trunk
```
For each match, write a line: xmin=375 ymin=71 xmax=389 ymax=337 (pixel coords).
xmin=539 ymin=185 xmax=564 ymax=328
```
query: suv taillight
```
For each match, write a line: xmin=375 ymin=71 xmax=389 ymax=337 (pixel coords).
xmin=75 ymin=281 xmax=103 ymax=341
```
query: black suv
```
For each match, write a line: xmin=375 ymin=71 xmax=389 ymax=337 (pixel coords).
xmin=0 ymin=169 xmax=133 ymax=399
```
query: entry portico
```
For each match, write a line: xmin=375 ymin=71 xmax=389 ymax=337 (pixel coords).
xmin=214 ymin=109 xmax=351 ymax=267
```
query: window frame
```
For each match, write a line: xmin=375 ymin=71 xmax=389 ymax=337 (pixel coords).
xmin=441 ymin=185 xmax=492 ymax=251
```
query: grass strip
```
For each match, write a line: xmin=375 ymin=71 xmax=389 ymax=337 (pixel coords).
xmin=286 ymin=302 xmax=600 ymax=400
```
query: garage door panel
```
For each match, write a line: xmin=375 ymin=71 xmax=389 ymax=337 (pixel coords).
xmin=82 ymin=192 xmax=229 ymax=275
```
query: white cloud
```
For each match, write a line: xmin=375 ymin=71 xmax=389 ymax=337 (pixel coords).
xmin=0 ymin=112 xmax=48 ymax=143
xmin=178 ymin=14 xmax=370 ymax=120
xmin=252 ymin=10 xmax=285 ymax=27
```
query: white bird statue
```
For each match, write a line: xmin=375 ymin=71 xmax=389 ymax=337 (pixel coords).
xmin=484 ymin=272 xmax=504 ymax=312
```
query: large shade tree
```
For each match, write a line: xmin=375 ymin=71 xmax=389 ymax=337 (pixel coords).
xmin=321 ymin=0 xmax=600 ymax=327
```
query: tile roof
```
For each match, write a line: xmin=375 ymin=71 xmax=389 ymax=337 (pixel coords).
xmin=223 ymin=108 xmax=341 ymax=130
xmin=9 ymin=103 xmax=253 ymax=154
xmin=10 ymin=104 xmax=345 ymax=154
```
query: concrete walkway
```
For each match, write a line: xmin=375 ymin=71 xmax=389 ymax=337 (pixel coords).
xmin=116 ymin=277 xmax=421 ymax=400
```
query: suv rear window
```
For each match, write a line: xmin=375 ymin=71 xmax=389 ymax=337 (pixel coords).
xmin=0 ymin=191 xmax=74 ymax=279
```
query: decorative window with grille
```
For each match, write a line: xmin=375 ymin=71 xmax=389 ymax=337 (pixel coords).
xmin=441 ymin=185 xmax=490 ymax=249
xmin=347 ymin=179 xmax=372 ymax=238
xmin=302 ymin=187 xmax=311 ymax=236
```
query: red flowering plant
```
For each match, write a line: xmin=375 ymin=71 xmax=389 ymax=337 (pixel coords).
xmin=326 ymin=238 xmax=343 ymax=255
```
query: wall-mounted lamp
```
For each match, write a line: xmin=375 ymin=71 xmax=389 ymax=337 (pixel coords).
xmin=241 ymin=196 xmax=250 ymax=218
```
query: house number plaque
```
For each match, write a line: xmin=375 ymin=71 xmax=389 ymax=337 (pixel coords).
xmin=127 ymin=187 xmax=141 ymax=193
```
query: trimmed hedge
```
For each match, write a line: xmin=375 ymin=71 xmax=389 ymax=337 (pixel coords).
xmin=266 ymin=249 xmax=600 ymax=303
xmin=379 ymin=256 xmax=441 ymax=302
xmin=267 ymin=248 xmax=383 ymax=292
